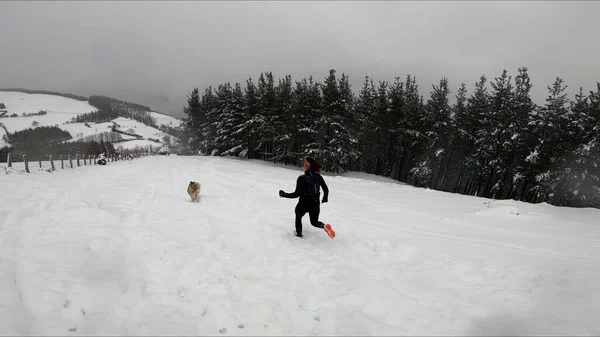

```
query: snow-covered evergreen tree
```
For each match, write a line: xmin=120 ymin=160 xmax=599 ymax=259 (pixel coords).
xmin=527 ymin=77 xmax=572 ymax=202
xmin=354 ymin=76 xmax=378 ymax=173
xmin=508 ymin=67 xmax=537 ymax=200
xmin=552 ymin=84 xmax=600 ymax=207
xmin=409 ymin=77 xmax=452 ymax=187
xmin=384 ymin=77 xmax=406 ymax=179
xmin=464 ymin=75 xmax=491 ymax=196
xmin=317 ymin=69 xmax=358 ymax=172
xmin=271 ymin=75 xmax=296 ymax=163
xmin=198 ymin=87 xmax=218 ymax=155
xmin=181 ymin=88 xmax=202 ymax=154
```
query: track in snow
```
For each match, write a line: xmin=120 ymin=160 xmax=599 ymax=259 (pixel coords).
xmin=1 ymin=156 xmax=599 ymax=335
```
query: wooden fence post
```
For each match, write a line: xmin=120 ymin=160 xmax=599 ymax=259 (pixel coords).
xmin=84 ymin=154 xmax=87 ymax=166
xmin=69 ymin=154 xmax=73 ymax=168
xmin=93 ymin=155 xmax=96 ymax=165
xmin=39 ymin=158 xmax=42 ymax=169
xmin=60 ymin=155 xmax=64 ymax=169
xmin=7 ymin=153 xmax=11 ymax=168
xmin=24 ymin=154 xmax=30 ymax=173
xmin=49 ymin=154 xmax=55 ymax=171
xmin=77 ymin=154 xmax=80 ymax=166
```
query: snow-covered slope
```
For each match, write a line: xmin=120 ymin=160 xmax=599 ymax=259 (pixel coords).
xmin=0 ymin=91 xmax=97 ymax=146
xmin=149 ymin=111 xmax=182 ymax=128
xmin=0 ymin=91 xmax=96 ymax=129
xmin=0 ymin=91 xmax=181 ymax=150
xmin=1 ymin=156 xmax=598 ymax=335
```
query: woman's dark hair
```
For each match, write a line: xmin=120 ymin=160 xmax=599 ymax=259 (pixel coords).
xmin=305 ymin=156 xmax=322 ymax=172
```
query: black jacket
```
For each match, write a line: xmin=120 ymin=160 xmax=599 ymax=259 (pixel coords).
xmin=280 ymin=170 xmax=329 ymax=203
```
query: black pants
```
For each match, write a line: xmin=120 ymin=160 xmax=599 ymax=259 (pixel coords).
xmin=295 ymin=200 xmax=325 ymax=235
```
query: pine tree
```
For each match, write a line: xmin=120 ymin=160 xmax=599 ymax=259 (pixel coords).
xmin=238 ymin=77 xmax=260 ymax=159
xmin=297 ymin=76 xmax=323 ymax=162
xmin=181 ymin=88 xmax=201 ymax=154
xmin=198 ymin=87 xmax=218 ymax=155
xmin=552 ymin=84 xmax=600 ymax=206
xmin=272 ymin=75 xmax=296 ymax=163
xmin=399 ymin=75 xmax=425 ymax=183
xmin=225 ymin=82 xmax=247 ymax=157
xmin=526 ymin=77 xmax=572 ymax=202
xmin=383 ymin=77 xmax=407 ymax=180
xmin=256 ymin=72 xmax=277 ymax=160
xmin=318 ymin=69 xmax=358 ymax=172
xmin=464 ymin=75 xmax=491 ymax=196
xmin=482 ymin=69 xmax=514 ymax=198
xmin=409 ymin=77 xmax=452 ymax=187
xmin=372 ymin=80 xmax=390 ymax=175
xmin=508 ymin=67 xmax=537 ymax=200
xmin=354 ymin=76 xmax=378 ymax=173
xmin=213 ymin=82 xmax=244 ymax=156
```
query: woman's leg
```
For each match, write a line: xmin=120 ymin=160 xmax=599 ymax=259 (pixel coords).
xmin=308 ymin=203 xmax=325 ymax=229
xmin=295 ymin=202 xmax=308 ymax=236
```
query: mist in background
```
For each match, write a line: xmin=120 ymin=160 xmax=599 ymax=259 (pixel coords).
xmin=1 ymin=1 xmax=598 ymax=118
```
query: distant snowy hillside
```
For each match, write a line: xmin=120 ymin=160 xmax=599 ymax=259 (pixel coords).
xmin=149 ymin=111 xmax=182 ymax=128
xmin=0 ymin=91 xmax=182 ymax=152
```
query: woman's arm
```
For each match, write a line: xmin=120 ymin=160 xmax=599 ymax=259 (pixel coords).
xmin=280 ymin=176 xmax=304 ymax=198
xmin=319 ymin=174 xmax=329 ymax=202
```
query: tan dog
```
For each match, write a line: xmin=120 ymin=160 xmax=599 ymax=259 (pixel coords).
xmin=187 ymin=181 xmax=201 ymax=202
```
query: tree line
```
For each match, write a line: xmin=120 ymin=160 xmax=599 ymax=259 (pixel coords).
xmin=180 ymin=68 xmax=600 ymax=208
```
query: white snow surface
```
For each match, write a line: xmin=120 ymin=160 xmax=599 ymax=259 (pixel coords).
xmin=0 ymin=91 xmax=96 ymax=130
xmin=1 ymin=156 xmax=599 ymax=335
xmin=149 ymin=111 xmax=182 ymax=128
xmin=111 ymin=117 xmax=173 ymax=141
xmin=114 ymin=139 xmax=164 ymax=151
xmin=0 ymin=91 xmax=180 ymax=149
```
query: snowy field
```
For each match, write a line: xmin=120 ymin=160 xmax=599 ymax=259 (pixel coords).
xmin=0 ymin=91 xmax=180 ymax=150
xmin=149 ymin=111 xmax=182 ymax=128
xmin=0 ymin=156 xmax=599 ymax=335
xmin=114 ymin=139 xmax=164 ymax=151
xmin=0 ymin=91 xmax=96 ymax=131
xmin=0 ymin=91 xmax=97 ymax=147
xmin=111 ymin=117 xmax=175 ymax=141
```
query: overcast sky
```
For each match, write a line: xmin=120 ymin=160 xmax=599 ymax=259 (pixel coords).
xmin=1 ymin=1 xmax=598 ymax=118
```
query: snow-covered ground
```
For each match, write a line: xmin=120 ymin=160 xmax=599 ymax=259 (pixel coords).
xmin=0 ymin=91 xmax=181 ymax=150
xmin=0 ymin=91 xmax=96 ymax=130
xmin=149 ymin=111 xmax=182 ymax=128
xmin=0 ymin=156 xmax=599 ymax=335
xmin=114 ymin=139 xmax=164 ymax=151
xmin=111 ymin=117 xmax=174 ymax=141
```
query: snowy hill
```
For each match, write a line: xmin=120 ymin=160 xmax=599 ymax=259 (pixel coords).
xmin=0 ymin=155 xmax=598 ymax=335
xmin=149 ymin=111 xmax=182 ymax=128
xmin=0 ymin=91 xmax=97 ymax=147
xmin=0 ymin=91 xmax=182 ymax=152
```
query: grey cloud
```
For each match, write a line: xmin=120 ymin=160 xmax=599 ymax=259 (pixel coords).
xmin=0 ymin=1 xmax=598 ymax=118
